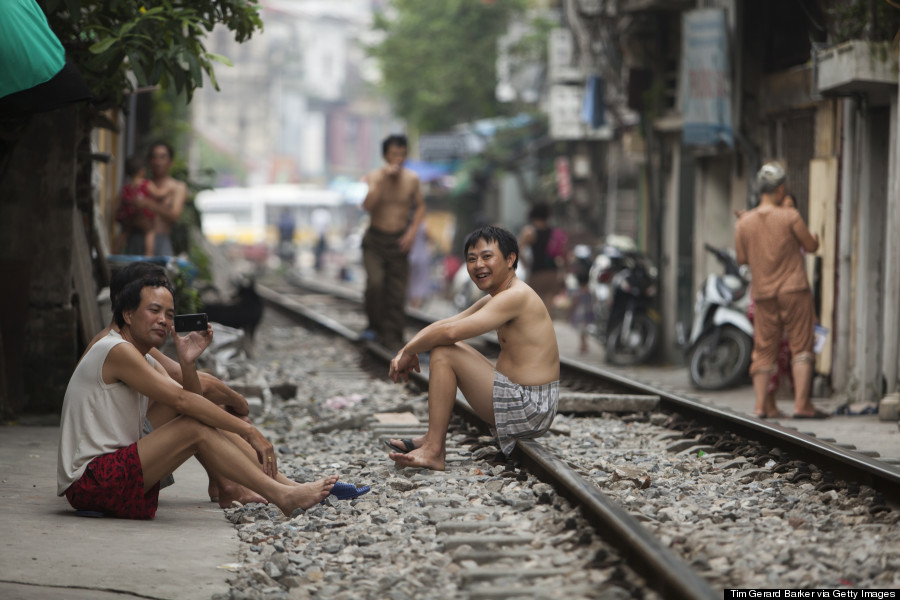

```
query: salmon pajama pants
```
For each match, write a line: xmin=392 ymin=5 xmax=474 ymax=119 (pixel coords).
xmin=749 ymin=290 xmax=815 ymax=376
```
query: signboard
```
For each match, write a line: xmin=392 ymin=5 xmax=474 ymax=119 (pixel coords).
xmin=549 ymin=84 xmax=613 ymax=141
xmin=680 ymin=8 xmax=734 ymax=147
xmin=549 ymin=28 xmax=582 ymax=82
xmin=419 ymin=133 xmax=469 ymax=162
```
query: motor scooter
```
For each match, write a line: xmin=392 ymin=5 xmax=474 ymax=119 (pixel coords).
xmin=681 ymin=244 xmax=754 ymax=389
xmin=590 ymin=240 xmax=660 ymax=365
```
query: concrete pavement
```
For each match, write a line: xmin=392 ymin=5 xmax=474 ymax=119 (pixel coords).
xmin=0 ymin=425 xmax=237 ymax=600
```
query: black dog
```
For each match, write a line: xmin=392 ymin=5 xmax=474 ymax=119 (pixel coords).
xmin=203 ymin=281 xmax=264 ymax=342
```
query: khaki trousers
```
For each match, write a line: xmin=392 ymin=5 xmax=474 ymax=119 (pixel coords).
xmin=362 ymin=227 xmax=409 ymax=349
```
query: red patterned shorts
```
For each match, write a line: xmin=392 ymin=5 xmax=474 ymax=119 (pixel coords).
xmin=64 ymin=443 xmax=160 ymax=519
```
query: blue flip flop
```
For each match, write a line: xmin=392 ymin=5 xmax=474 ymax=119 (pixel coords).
xmin=321 ymin=481 xmax=371 ymax=504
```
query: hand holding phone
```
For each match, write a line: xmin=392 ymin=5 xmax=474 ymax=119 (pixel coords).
xmin=174 ymin=313 xmax=209 ymax=332
xmin=172 ymin=314 xmax=212 ymax=364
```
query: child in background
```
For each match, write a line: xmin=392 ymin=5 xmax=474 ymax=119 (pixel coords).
xmin=569 ymin=244 xmax=596 ymax=354
xmin=112 ymin=156 xmax=164 ymax=256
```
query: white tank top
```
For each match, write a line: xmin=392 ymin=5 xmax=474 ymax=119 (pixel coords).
xmin=56 ymin=330 xmax=151 ymax=495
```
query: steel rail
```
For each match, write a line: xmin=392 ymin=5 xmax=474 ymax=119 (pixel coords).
xmin=559 ymin=359 xmax=900 ymax=499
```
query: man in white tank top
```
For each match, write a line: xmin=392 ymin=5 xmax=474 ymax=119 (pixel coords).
xmin=58 ymin=277 xmax=339 ymax=518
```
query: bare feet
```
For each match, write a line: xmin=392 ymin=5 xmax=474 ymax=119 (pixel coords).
xmin=276 ymin=475 xmax=339 ymax=516
xmin=389 ymin=446 xmax=446 ymax=471
xmin=753 ymin=410 xmax=787 ymax=419
xmin=792 ymin=408 xmax=830 ymax=419
xmin=217 ymin=482 xmax=267 ymax=508
xmin=792 ymin=402 xmax=830 ymax=419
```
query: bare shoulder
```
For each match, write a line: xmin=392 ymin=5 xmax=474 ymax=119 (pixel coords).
xmin=366 ymin=167 xmax=383 ymax=182
xmin=401 ymin=168 xmax=421 ymax=194
xmin=472 ymin=281 xmax=532 ymax=322
xmin=172 ymin=178 xmax=188 ymax=196
xmin=785 ymin=207 xmax=802 ymax=222
xmin=503 ymin=279 xmax=543 ymax=312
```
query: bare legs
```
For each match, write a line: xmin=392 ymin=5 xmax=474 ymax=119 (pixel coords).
xmin=137 ymin=416 xmax=337 ymax=515
xmin=790 ymin=356 xmax=817 ymax=416
xmin=752 ymin=371 xmax=783 ymax=418
xmin=753 ymin=356 xmax=818 ymax=418
xmin=147 ymin=401 xmax=267 ymax=507
xmin=388 ymin=343 xmax=495 ymax=470
xmin=196 ymin=452 xmax=266 ymax=507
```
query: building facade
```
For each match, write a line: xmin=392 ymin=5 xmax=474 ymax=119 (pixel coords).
xmin=552 ymin=0 xmax=900 ymax=404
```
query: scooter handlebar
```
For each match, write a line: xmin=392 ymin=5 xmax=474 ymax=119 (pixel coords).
xmin=704 ymin=244 xmax=743 ymax=277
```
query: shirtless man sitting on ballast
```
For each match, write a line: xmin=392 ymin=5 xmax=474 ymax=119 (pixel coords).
xmin=384 ymin=225 xmax=560 ymax=471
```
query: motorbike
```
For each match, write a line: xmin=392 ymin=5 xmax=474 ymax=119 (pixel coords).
xmin=589 ymin=240 xmax=661 ymax=365
xmin=682 ymin=244 xmax=754 ymax=390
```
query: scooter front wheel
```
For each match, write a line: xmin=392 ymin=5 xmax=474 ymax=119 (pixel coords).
xmin=605 ymin=312 xmax=659 ymax=366
xmin=688 ymin=325 xmax=752 ymax=390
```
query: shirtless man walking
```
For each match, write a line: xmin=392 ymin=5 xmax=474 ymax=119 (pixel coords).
xmin=131 ymin=141 xmax=188 ymax=256
xmin=385 ymin=226 xmax=559 ymax=470
xmin=362 ymin=134 xmax=425 ymax=349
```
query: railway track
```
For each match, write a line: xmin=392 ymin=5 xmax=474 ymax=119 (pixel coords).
xmin=250 ymin=274 xmax=900 ymax=595
xmin=258 ymin=277 xmax=717 ymax=599
xmin=269 ymin=273 xmax=900 ymax=498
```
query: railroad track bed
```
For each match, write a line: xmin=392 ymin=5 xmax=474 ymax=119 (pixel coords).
xmin=211 ymin=278 xmax=900 ymax=599
xmin=215 ymin=312 xmax=661 ymax=600
xmin=541 ymin=412 xmax=900 ymax=590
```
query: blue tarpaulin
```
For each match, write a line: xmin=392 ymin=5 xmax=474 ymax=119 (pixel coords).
xmin=107 ymin=255 xmax=198 ymax=284
xmin=580 ymin=75 xmax=606 ymax=129
xmin=403 ymin=160 xmax=452 ymax=183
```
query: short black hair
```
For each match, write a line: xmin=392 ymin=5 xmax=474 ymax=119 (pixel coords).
xmin=382 ymin=134 xmax=408 ymax=157
xmin=110 ymin=262 xmax=168 ymax=304
xmin=125 ymin=155 xmax=145 ymax=178
xmin=148 ymin=141 xmax=174 ymax=160
xmin=463 ymin=225 xmax=519 ymax=270
xmin=113 ymin=277 xmax=175 ymax=328
xmin=528 ymin=202 xmax=550 ymax=221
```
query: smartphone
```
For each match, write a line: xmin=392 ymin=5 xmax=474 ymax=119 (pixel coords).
xmin=174 ymin=313 xmax=209 ymax=332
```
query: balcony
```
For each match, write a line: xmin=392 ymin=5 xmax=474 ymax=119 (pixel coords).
xmin=815 ymin=40 xmax=898 ymax=98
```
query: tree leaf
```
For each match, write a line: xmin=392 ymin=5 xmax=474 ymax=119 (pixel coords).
xmin=43 ymin=0 xmax=263 ymax=107
xmin=128 ymin=52 xmax=148 ymax=86
xmin=186 ymin=53 xmax=202 ymax=85
xmin=89 ymin=37 xmax=118 ymax=55
xmin=206 ymin=52 xmax=233 ymax=67
xmin=118 ymin=20 xmax=136 ymax=38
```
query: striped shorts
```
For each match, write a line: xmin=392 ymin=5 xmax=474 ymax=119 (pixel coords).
xmin=492 ymin=371 xmax=559 ymax=455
